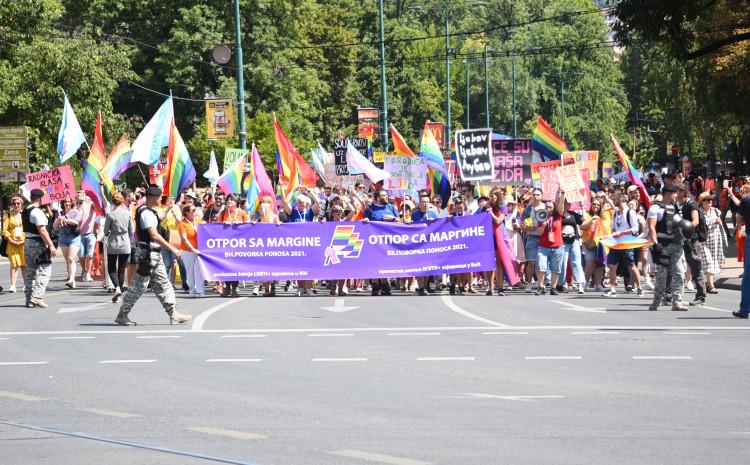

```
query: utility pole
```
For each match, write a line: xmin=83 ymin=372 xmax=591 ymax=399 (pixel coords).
xmin=465 ymin=60 xmax=470 ymax=129
xmin=234 ymin=0 xmax=246 ymax=150
xmin=378 ymin=0 xmax=389 ymax=151
xmin=484 ymin=43 xmax=489 ymax=128
xmin=511 ymin=43 xmax=517 ymax=138
xmin=543 ymin=70 xmax=582 ymax=142
xmin=445 ymin=13 xmax=451 ymax=148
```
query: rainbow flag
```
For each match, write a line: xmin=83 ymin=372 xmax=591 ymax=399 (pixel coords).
xmin=164 ymin=119 xmax=196 ymax=199
xmin=274 ymin=116 xmax=296 ymax=180
xmin=216 ymin=153 xmax=246 ymax=196
xmin=532 ymin=117 xmax=568 ymax=161
xmin=247 ymin=143 xmax=277 ymax=215
xmin=324 ymin=225 xmax=364 ymax=266
xmin=600 ymin=235 xmax=653 ymax=250
xmin=294 ymin=150 xmax=319 ymax=188
xmin=82 ymin=112 xmax=114 ymax=213
xmin=419 ymin=122 xmax=451 ymax=207
xmin=390 ymin=124 xmax=415 ymax=157
xmin=612 ymin=135 xmax=651 ymax=209
xmin=102 ymin=135 xmax=133 ymax=181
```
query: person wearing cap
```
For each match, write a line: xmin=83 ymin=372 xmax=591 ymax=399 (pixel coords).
xmin=647 ymin=185 xmax=687 ymax=311
xmin=677 ymin=184 xmax=707 ymax=305
xmin=115 ymin=185 xmax=192 ymax=326
xmin=22 ymin=189 xmax=57 ymax=308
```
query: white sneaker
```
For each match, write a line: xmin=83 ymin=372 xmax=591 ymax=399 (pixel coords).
xmin=8 ymin=285 xmax=16 ymax=293
xmin=686 ymin=281 xmax=695 ymax=291
xmin=524 ymin=283 xmax=533 ymax=293
xmin=252 ymin=286 xmax=260 ymax=296
xmin=83 ymin=274 xmax=94 ymax=282
xmin=577 ymin=283 xmax=585 ymax=295
xmin=645 ymin=277 xmax=655 ymax=290
xmin=306 ymin=289 xmax=314 ymax=297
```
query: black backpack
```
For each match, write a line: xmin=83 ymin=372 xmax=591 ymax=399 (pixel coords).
xmin=687 ymin=200 xmax=708 ymax=242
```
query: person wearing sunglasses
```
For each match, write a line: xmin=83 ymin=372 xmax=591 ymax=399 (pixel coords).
xmin=2 ymin=194 xmax=27 ymax=293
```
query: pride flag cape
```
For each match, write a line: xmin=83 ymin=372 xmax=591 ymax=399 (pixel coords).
xmin=273 ymin=115 xmax=296 ymax=180
xmin=102 ymin=135 xmax=133 ymax=181
xmin=419 ymin=122 xmax=451 ymax=207
xmin=82 ymin=112 xmax=114 ymax=213
xmin=57 ymin=90 xmax=87 ymax=164
xmin=494 ymin=224 xmax=520 ymax=286
xmin=390 ymin=124 xmax=415 ymax=157
xmin=250 ymin=143 xmax=277 ymax=213
xmin=612 ymin=135 xmax=651 ymax=209
xmin=600 ymin=235 xmax=653 ymax=250
xmin=216 ymin=153 xmax=247 ymax=196
xmin=164 ymin=119 xmax=196 ymax=199
xmin=531 ymin=117 xmax=568 ymax=161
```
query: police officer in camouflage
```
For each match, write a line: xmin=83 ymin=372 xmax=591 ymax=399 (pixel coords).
xmin=23 ymin=189 xmax=57 ymax=308
xmin=115 ymin=185 xmax=192 ymax=326
xmin=647 ymin=185 xmax=688 ymax=311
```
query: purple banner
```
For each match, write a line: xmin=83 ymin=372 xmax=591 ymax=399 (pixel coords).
xmin=197 ymin=214 xmax=495 ymax=281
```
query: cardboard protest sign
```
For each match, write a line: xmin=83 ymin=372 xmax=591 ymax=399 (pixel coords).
xmin=26 ymin=166 xmax=76 ymax=204
xmin=455 ymin=129 xmax=493 ymax=181
xmin=530 ymin=160 xmax=560 ymax=192
xmin=555 ymin=163 xmax=586 ymax=204
xmin=575 ymin=151 xmax=599 ymax=180
xmin=602 ymin=162 xmax=615 ymax=179
xmin=570 ymin=169 xmax=592 ymax=211
xmin=384 ymin=155 xmax=427 ymax=195
xmin=333 ymin=138 xmax=368 ymax=176
xmin=485 ymin=138 xmax=533 ymax=185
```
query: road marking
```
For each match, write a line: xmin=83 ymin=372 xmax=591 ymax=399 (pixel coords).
xmin=135 ymin=335 xmax=182 ymax=339
xmin=632 ymin=356 xmax=692 ymax=360
xmin=388 ymin=332 xmax=441 ymax=336
xmin=0 ymin=361 xmax=48 ymax=366
xmin=0 ymin=337 xmax=9 ymax=340
xmin=0 ymin=391 xmax=48 ymax=401
xmin=221 ymin=335 xmax=268 ymax=338
xmin=79 ymin=408 xmax=140 ymax=419
xmin=417 ymin=357 xmax=475 ymax=361
xmin=482 ymin=331 xmax=529 ymax=335
xmin=189 ymin=426 xmax=266 ymax=441
xmin=58 ymin=302 xmax=110 ymax=314
xmin=0 ymin=419 xmax=263 ymax=465
xmin=525 ymin=356 xmax=582 ymax=360
xmin=308 ymin=333 xmax=354 ymax=337
xmin=440 ymin=295 xmax=510 ymax=328
xmin=330 ymin=449 xmax=432 ymax=465
xmin=50 ymin=336 xmax=96 ymax=340
xmin=449 ymin=393 xmax=565 ymax=401
xmin=662 ymin=332 xmax=710 ymax=335
xmin=320 ymin=298 xmax=359 ymax=313
xmin=702 ymin=305 xmax=732 ymax=313
xmin=98 ymin=359 xmax=155 ymax=364
xmin=191 ymin=297 xmax=248 ymax=331
xmin=571 ymin=331 xmax=620 ymax=335
xmin=312 ymin=358 xmax=368 ymax=362
xmin=206 ymin=359 xmax=262 ymax=363
xmin=549 ymin=299 xmax=606 ymax=313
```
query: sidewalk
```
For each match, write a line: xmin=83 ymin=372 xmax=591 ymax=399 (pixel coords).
xmin=715 ymin=257 xmax=743 ymax=291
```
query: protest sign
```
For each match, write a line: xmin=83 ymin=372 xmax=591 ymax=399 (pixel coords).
xmin=25 ymin=166 xmax=76 ymax=204
xmin=555 ymin=163 xmax=586 ymax=204
xmin=198 ymin=214 xmax=495 ymax=281
xmin=455 ymin=129 xmax=493 ymax=181
xmin=333 ymin=138 xmax=368 ymax=176
xmin=530 ymin=160 xmax=560 ymax=193
xmin=602 ymin=162 xmax=615 ymax=179
xmin=223 ymin=148 xmax=249 ymax=172
xmin=570 ymin=169 xmax=592 ymax=211
xmin=574 ymin=151 xmax=599 ymax=180
xmin=384 ymin=155 xmax=427 ymax=195
xmin=485 ymin=138 xmax=533 ymax=185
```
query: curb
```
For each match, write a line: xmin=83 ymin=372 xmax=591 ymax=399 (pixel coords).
xmin=715 ymin=277 xmax=741 ymax=291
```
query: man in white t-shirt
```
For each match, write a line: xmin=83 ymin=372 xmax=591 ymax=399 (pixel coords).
xmin=603 ymin=193 xmax=644 ymax=297
xmin=23 ymin=189 xmax=57 ymax=308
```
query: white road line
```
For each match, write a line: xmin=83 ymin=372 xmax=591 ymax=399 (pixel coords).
xmin=549 ymin=299 xmax=606 ymax=313
xmin=312 ymin=358 xmax=368 ymax=362
xmin=190 ymin=297 xmax=248 ymax=331
xmin=188 ymin=426 xmax=266 ymax=441
xmin=98 ymin=359 xmax=156 ymax=364
xmin=525 ymin=356 xmax=582 ymax=360
xmin=0 ymin=391 xmax=48 ymax=401
xmin=417 ymin=357 xmax=475 ymax=361
xmin=453 ymin=393 xmax=565 ymax=401
xmin=135 ymin=335 xmax=182 ymax=339
xmin=79 ymin=408 xmax=140 ymax=419
xmin=571 ymin=331 xmax=620 ymax=335
xmin=307 ymin=333 xmax=354 ymax=337
xmin=0 ymin=337 xmax=9 ymax=340
xmin=482 ymin=331 xmax=529 ymax=335
xmin=440 ymin=295 xmax=510 ymax=328
xmin=388 ymin=332 xmax=441 ymax=336
xmin=632 ymin=356 xmax=692 ymax=360
xmin=702 ymin=305 xmax=732 ymax=313
xmin=0 ymin=361 xmax=48 ymax=366
xmin=662 ymin=332 xmax=711 ymax=335
xmin=206 ymin=359 xmax=262 ymax=363
xmin=221 ymin=335 xmax=268 ymax=338
xmin=330 ymin=449 xmax=433 ymax=465
xmin=50 ymin=336 xmax=96 ymax=340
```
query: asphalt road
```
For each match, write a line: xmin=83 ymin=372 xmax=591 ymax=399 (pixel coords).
xmin=1 ymin=264 xmax=748 ymax=465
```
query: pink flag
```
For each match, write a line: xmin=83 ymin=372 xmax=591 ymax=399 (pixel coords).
xmin=251 ymin=143 xmax=277 ymax=213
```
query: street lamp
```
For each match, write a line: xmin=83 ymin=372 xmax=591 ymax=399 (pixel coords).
xmin=464 ymin=59 xmax=470 ymax=129
xmin=233 ymin=0 xmax=247 ymax=150
xmin=378 ymin=0 xmax=389 ymax=151
xmin=543 ymin=70 xmax=583 ymax=141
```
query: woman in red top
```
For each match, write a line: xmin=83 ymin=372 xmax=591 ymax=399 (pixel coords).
xmin=534 ymin=191 xmax=566 ymax=295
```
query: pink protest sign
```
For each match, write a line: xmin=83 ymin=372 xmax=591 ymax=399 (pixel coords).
xmin=530 ymin=160 xmax=560 ymax=200
xmin=570 ymin=169 xmax=592 ymax=211
xmin=25 ymin=166 xmax=76 ymax=205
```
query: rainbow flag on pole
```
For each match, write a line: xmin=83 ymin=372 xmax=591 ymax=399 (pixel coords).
xmin=102 ymin=135 xmax=133 ymax=180
xmin=612 ymin=134 xmax=651 ymax=209
xmin=390 ymin=124 xmax=415 ymax=157
xmin=82 ymin=112 xmax=114 ymax=213
xmin=216 ymin=153 xmax=247 ymax=196
xmin=531 ymin=117 xmax=568 ymax=161
xmin=419 ymin=122 xmax=451 ymax=207
xmin=164 ymin=119 xmax=196 ymax=199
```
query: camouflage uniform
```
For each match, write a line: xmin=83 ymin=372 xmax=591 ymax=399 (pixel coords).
xmin=651 ymin=242 xmax=685 ymax=309
xmin=23 ymin=238 xmax=51 ymax=303
xmin=119 ymin=248 xmax=176 ymax=316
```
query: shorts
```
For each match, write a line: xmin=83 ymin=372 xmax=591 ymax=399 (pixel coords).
xmin=536 ymin=246 xmax=564 ymax=274
xmin=58 ymin=232 xmax=81 ymax=248
xmin=525 ymin=235 xmax=540 ymax=262
xmin=79 ymin=233 xmax=96 ymax=258
xmin=583 ymin=244 xmax=597 ymax=263
xmin=607 ymin=248 xmax=635 ymax=268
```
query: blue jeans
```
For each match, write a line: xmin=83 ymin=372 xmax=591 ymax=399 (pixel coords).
xmin=740 ymin=238 xmax=750 ymax=315
xmin=562 ymin=240 xmax=585 ymax=285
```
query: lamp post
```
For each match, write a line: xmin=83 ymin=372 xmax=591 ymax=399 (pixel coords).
xmin=234 ymin=0 xmax=246 ymax=150
xmin=378 ymin=0 xmax=389 ymax=151
xmin=483 ymin=43 xmax=490 ymax=128
xmin=543 ymin=70 xmax=582 ymax=141
xmin=511 ymin=43 xmax=517 ymax=137
xmin=465 ymin=60 xmax=470 ymax=128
